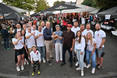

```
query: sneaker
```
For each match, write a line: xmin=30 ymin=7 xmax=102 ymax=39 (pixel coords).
xmin=24 ymin=61 xmax=26 ymax=65
xmin=84 ymin=63 xmax=86 ymax=68
xmin=75 ymin=62 xmax=79 ymax=66
xmin=16 ymin=67 xmax=20 ymax=72
xmin=76 ymin=67 xmax=81 ymax=70
xmin=56 ymin=61 xmax=59 ymax=63
xmin=43 ymin=58 xmax=46 ymax=63
xmin=81 ymin=71 xmax=84 ymax=76
xmin=92 ymin=68 xmax=95 ymax=74
xmin=21 ymin=66 xmax=24 ymax=70
xmin=38 ymin=71 xmax=40 ymax=75
xmin=48 ymin=61 xmax=52 ymax=65
xmin=27 ymin=61 xmax=29 ymax=65
xmin=86 ymin=64 xmax=91 ymax=68
xmin=32 ymin=72 xmax=34 ymax=76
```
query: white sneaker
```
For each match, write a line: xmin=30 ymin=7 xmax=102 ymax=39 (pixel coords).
xmin=27 ymin=61 xmax=29 ymax=65
xmin=81 ymin=71 xmax=84 ymax=76
xmin=92 ymin=68 xmax=95 ymax=74
xmin=86 ymin=64 xmax=91 ymax=68
xmin=16 ymin=67 xmax=20 ymax=72
xmin=43 ymin=58 xmax=46 ymax=63
xmin=24 ymin=61 xmax=26 ymax=65
xmin=84 ymin=63 xmax=86 ymax=67
xmin=76 ymin=67 xmax=81 ymax=70
xmin=21 ymin=66 xmax=24 ymax=70
xmin=75 ymin=62 xmax=79 ymax=66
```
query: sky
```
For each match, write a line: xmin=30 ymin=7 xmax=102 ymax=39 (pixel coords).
xmin=0 ymin=0 xmax=76 ymax=7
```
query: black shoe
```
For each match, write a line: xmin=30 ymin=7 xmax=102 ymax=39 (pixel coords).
xmin=73 ymin=57 xmax=76 ymax=62
xmin=70 ymin=64 xmax=73 ymax=67
xmin=61 ymin=62 xmax=66 ymax=66
xmin=48 ymin=61 xmax=52 ymax=65
xmin=96 ymin=64 xmax=100 ymax=69
xmin=51 ymin=57 xmax=54 ymax=60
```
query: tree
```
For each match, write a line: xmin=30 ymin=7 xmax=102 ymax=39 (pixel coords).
xmin=3 ymin=0 xmax=35 ymax=11
xmin=53 ymin=1 xmax=65 ymax=6
xmin=35 ymin=0 xmax=50 ymax=12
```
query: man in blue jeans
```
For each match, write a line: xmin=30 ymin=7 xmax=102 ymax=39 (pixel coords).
xmin=1 ymin=24 xmax=10 ymax=50
xmin=60 ymin=24 xmax=75 ymax=67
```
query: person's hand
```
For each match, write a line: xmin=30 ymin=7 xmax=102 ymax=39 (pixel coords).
xmin=99 ymin=46 xmax=102 ymax=50
xmin=39 ymin=34 xmax=42 ymax=36
xmin=92 ymin=52 xmax=94 ymax=55
xmin=18 ymin=37 xmax=22 ymax=40
xmin=81 ymin=52 xmax=83 ymax=55
xmin=31 ymin=61 xmax=34 ymax=64
xmin=31 ymin=33 xmax=34 ymax=36
xmin=70 ymin=48 xmax=73 ymax=51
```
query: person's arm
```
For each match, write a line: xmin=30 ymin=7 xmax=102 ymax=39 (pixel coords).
xmin=30 ymin=52 xmax=33 ymax=64
xmin=26 ymin=33 xmax=33 ymax=39
xmin=70 ymin=39 xmax=75 ymax=51
xmin=35 ymin=34 xmax=42 ymax=39
xmin=99 ymin=38 xmax=106 ymax=49
xmin=12 ymin=38 xmax=21 ymax=45
xmin=81 ymin=38 xmax=85 ymax=55
xmin=92 ymin=43 xmax=96 ymax=55
xmin=38 ymin=52 xmax=41 ymax=63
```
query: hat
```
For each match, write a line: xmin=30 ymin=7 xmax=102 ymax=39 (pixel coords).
xmin=32 ymin=45 xmax=37 ymax=48
xmin=66 ymin=24 xmax=72 ymax=27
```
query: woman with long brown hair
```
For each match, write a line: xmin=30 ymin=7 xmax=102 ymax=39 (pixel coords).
xmin=86 ymin=32 xmax=96 ymax=74
xmin=75 ymin=30 xmax=85 ymax=76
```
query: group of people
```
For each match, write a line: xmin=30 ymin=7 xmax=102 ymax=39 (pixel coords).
xmin=0 ymin=16 xmax=106 ymax=76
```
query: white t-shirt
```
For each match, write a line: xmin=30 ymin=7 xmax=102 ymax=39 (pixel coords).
xmin=12 ymin=38 xmax=23 ymax=49
xmin=75 ymin=37 xmax=85 ymax=52
xmin=81 ymin=17 xmax=85 ymax=24
xmin=35 ymin=31 xmax=45 ymax=47
xmin=30 ymin=50 xmax=41 ymax=62
xmin=82 ymin=29 xmax=94 ymax=37
xmin=95 ymin=30 xmax=106 ymax=48
xmin=17 ymin=29 xmax=21 ymax=32
xmin=25 ymin=32 xmax=35 ymax=48
xmin=71 ymin=26 xmax=80 ymax=36
xmin=32 ymin=29 xmax=38 ymax=34
xmin=87 ymin=38 xmax=97 ymax=51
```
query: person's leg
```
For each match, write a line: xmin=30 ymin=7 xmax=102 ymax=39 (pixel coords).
xmin=42 ymin=46 xmax=46 ymax=59
xmin=86 ymin=50 xmax=90 ymax=65
xmin=6 ymin=38 xmax=9 ymax=48
xmin=59 ymin=43 xmax=63 ymax=61
xmin=45 ymin=41 xmax=50 ymax=61
xmin=98 ymin=48 xmax=103 ymax=67
xmin=17 ymin=55 xmax=21 ymax=67
xmin=92 ymin=51 xmax=96 ymax=68
xmin=49 ymin=40 xmax=53 ymax=58
xmin=15 ymin=50 xmax=18 ymax=64
xmin=21 ymin=54 xmax=25 ymax=66
xmin=62 ymin=47 xmax=66 ymax=64
xmin=3 ymin=38 xmax=6 ymax=49
xmin=80 ymin=51 xmax=84 ymax=70
xmin=37 ymin=62 xmax=40 ymax=71
xmin=55 ymin=43 xmax=59 ymax=62
xmin=33 ymin=61 xmax=36 ymax=73
xmin=76 ymin=50 xmax=80 ymax=65
xmin=68 ymin=48 xmax=73 ymax=64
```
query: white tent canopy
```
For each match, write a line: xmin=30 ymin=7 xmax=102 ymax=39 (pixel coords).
xmin=89 ymin=9 xmax=99 ymax=14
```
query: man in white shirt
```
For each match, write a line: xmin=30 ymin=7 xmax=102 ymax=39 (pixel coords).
xmin=95 ymin=23 xmax=106 ymax=70
xmin=25 ymin=27 xmax=35 ymax=54
xmin=82 ymin=23 xmax=93 ymax=38
xmin=35 ymin=26 xmax=46 ymax=63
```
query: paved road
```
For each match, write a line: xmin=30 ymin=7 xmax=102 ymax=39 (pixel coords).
xmin=0 ymin=29 xmax=117 ymax=78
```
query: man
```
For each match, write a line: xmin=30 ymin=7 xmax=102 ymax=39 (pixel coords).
xmin=1 ymin=24 xmax=10 ymax=50
xmin=25 ymin=27 xmax=35 ymax=55
xmin=71 ymin=21 xmax=80 ymax=62
xmin=60 ymin=24 xmax=75 ymax=67
xmin=95 ymin=23 xmax=106 ymax=70
xmin=41 ymin=21 xmax=46 ymax=33
xmin=43 ymin=21 xmax=53 ymax=65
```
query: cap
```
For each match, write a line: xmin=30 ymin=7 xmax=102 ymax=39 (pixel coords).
xmin=66 ymin=24 xmax=72 ymax=27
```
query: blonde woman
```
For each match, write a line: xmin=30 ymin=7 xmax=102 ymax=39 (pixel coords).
xmin=12 ymin=32 xmax=25 ymax=71
xmin=86 ymin=32 xmax=96 ymax=74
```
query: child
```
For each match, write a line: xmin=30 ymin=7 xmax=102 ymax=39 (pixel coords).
xmin=30 ymin=45 xmax=41 ymax=76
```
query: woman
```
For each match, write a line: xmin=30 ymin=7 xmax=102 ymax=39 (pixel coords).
xmin=86 ymin=32 xmax=96 ymax=74
xmin=21 ymin=29 xmax=29 ymax=65
xmin=52 ymin=25 xmax=63 ymax=63
xmin=75 ymin=31 xmax=85 ymax=76
xmin=12 ymin=32 xmax=25 ymax=71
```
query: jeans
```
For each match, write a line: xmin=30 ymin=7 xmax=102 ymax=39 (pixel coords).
xmin=86 ymin=50 xmax=96 ymax=68
xmin=3 ymin=37 xmax=9 ymax=49
xmin=37 ymin=46 xmax=45 ymax=59
xmin=76 ymin=49 xmax=84 ymax=70
xmin=63 ymin=47 xmax=73 ymax=64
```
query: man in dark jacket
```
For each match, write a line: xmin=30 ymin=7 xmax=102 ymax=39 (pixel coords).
xmin=1 ymin=24 xmax=10 ymax=50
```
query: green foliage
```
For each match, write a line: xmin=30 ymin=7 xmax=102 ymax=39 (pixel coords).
xmin=53 ymin=0 xmax=65 ymax=6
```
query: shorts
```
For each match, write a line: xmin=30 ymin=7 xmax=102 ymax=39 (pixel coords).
xmin=15 ymin=48 xmax=24 ymax=56
xmin=96 ymin=48 xmax=103 ymax=58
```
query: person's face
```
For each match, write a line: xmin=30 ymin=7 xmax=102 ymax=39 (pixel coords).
xmin=74 ymin=22 xmax=78 ymax=27
xmin=77 ymin=31 xmax=81 ymax=37
xmin=46 ymin=22 xmax=50 ymax=28
xmin=17 ymin=24 xmax=21 ymax=29
xmin=28 ymin=21 xmax=32 ymax=26
xmin=86 ymin=24 xmax=90 ymax=29
xmin=28 ymin=27 xmax=31 ymax=33
xmin=32 ymin=47 xmax=36 ymax=51
xmin=41 ymin=22 xmax=44 ymax=27
xmin=33 ymin=25 xmax=36 ymax=30
xmin=17 ymin=32 xmax=21 ymax=38
xmin=67 ymin=27 xmax=71 ymax=30
xmin=22 ymin=30 xmax=25 ymax=35
xmin=95 ymin=24 xmax=101 ymax=31
xmin=23 ymin=25 xmax=26 ymax=29
xmin=87 ymin=33 xmax=91 ymax=39
xmin=80 ymin=25 xmax=85 ymax=31
xmin=56 ymin=27 xmax=60 ymax=31
xmin=38 ymin=26 xmax=42 ymax=31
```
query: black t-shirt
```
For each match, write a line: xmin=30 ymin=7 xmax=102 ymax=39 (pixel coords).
xmin=62 ymin=30 xmax=75 ymax=48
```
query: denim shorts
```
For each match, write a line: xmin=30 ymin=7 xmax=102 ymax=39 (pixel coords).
xmin=96 ymin=48 xmax=103 ymax=58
